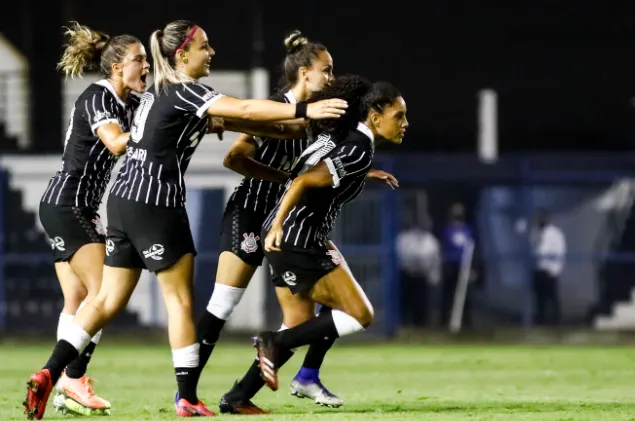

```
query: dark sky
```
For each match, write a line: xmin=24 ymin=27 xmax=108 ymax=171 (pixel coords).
xmin=4 ymin=0 xmax=635 ymax=152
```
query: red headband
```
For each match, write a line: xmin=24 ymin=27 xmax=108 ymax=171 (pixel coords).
xmin=174 ymin=26 xmax=198 ymax=57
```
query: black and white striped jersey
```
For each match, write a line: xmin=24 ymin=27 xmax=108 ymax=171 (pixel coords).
xmin=110 ymin=82 xmax=223 ymax=207
xmin=263 ymin=122 xmax=375 ymax=248
xmin=228 ymin=90 xmax=309 ymax=216
xmin=41 ymin=80 xmax=139 ymax=210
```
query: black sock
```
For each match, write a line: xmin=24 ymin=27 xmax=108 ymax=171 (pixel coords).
xmin=65 ymin=341 xmax=96 ymax=379
xmin=176 ymin=367 xmax=198 ymax=404
xmin=302 ymin=307 xmax=336 ymax=369
xmin=274 ymin=311 xmax=339 ymax=350
xmin=234 ymin=348 xmax=295 ymax=400
xmin=194 ymin=311 xmax=226 ymax=383
xmin=43 ymin=340 xmax=80 ymax=383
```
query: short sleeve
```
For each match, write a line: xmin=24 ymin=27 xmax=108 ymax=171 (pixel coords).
xmin=86 ymin=90 xmax=120 ymax=135
xmin=175 ymin=83 xmax=224 ymax=118
xmin=323 ymin=143 xmax=372 ymax=188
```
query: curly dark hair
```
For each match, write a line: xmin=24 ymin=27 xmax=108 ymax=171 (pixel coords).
xmin=308 ymin=76 xmax=402 ymax=139
xmin=308 ymin=74 xmax=372 ymax=138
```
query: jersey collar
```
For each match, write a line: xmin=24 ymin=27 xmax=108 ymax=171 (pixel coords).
xmin=284 ymin=90 xmax=298 ymax=104
xmin=356 ymin=122 xmax=374 ymax=145
xmin=94 ymin=79 xmax=127 ymax=108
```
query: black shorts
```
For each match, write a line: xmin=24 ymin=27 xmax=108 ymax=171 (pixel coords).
xmin=104 ymin=195 xmax=197 ymax=272
xmin=220 ymin=201 xmax=266 ymax=266
xmin=39 ymin=202 xmax=106 ymax=262
xmin=265 ymin=240 xmax=341 ymax=294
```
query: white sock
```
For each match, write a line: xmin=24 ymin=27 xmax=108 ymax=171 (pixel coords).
xmin=172 ymin=343 xmax=200 ymax=368
xmin=206 ymin=284 xmax=245 ymax=320
xmin=279 ymin=324 xmax=298 ymax=352
xmin=57 ymin=313 xmax=74 ymax=341
xmin=332 ymin=310 xmax=365 ymax=337
xmin=60 ymin=322 xmax=92 ymax=353
xmin=77 ymin=301 xmax=104 ymax=344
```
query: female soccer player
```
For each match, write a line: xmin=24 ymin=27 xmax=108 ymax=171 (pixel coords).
xmin=35 ymin=21 xmax=149 ymax=416
xmin=197 ymin=31 xmax=397 ymax=414
xmin=254 ymin=75 xmax=408 ymax=391
xmin=23 ymin=19 xmax=347 ymax=419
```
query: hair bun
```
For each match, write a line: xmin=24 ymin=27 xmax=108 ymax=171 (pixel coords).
xmin=284 ymin=30 xmax=308 ymax=53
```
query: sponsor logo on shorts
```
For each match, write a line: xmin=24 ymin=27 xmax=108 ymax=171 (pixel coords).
xmin=282 ymin=271 xmax=297 ymax=286
xmin=240 ymin=232 xmax=260 ymax=254
xmin=143 ymin=244 xmax=165 ymax=260
xmin=49 ymin=236 xmax=66 ymax=251
xmin=326 ymin=250 xmax=341 ymax=265
xmin=105 ymin=239 xmax=115 ymax=256
xmin=92 ymin=217 xmax=105 ymax=236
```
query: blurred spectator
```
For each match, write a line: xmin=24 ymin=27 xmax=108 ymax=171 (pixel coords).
xmin=531 ymin=208 xmax=567 ymax=326
xmin=440 ymin=202 xmax=474 ymax=329
xmin=396 ymin=223 xmax=441 ymax=327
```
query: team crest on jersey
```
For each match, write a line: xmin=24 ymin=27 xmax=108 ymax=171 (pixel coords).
xmin=92 ymin=217 xmax=106 ymax=236
xmin=326 ymin=250 xmax=341 ymax=265
xmin=240 ymin=232 xmax=260 ymax=253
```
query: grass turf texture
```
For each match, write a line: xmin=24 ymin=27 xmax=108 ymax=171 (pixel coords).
xmin=2 ymin=342 xmax=634 ymax=420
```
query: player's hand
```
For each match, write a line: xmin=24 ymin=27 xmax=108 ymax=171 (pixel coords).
xmin=264 ymin=224 xmax=283 ymax=252
xmin=367 ymin=169 xmax=399 ymax=189
xmin=307 ymin=99 xmax=348 ymax=120
xmin=208 ymin=117 xmax=225 ymax=140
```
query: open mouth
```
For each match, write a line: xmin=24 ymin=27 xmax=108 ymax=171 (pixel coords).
xmin=140 ymin=74 xmax=147 ymax=84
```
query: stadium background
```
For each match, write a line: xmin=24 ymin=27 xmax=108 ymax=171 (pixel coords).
xmin=3 ymin=2 xmax=635 ymax=420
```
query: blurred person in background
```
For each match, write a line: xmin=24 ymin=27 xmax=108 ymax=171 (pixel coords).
xmin=531 ymin=208 xmax=566 ymax=326
xmin=30 ymin=21 xmax=150 ymax=418
xmin=440 ymin=202 xmax=475 ymax=329
xmin=396 ymin=221 xmax=441 ymax=328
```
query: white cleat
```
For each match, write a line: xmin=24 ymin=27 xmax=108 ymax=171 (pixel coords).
xmin=290 ymin=378 xmax=343 ymax=407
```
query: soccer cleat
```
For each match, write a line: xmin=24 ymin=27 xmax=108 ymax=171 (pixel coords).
xmin=23 ymin=369 xmax=53 ymax=420
xmin=56 ymin=372 xmax=111 ymax=411
xmin=175 ymin=398 xmax=216 ymax=417
xmin=253 ymin=332 xmax=279 ymax=391
xmin=218 ymin=395 xmax=269 ymax=415
xmin=290 ymin=377 xmax=344 ymax=407
xmin=53 ymin=392 xmax=111 ymax=416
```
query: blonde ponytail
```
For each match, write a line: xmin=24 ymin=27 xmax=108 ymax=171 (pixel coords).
xmin=150 ymin=22 xmax=195 ymax=93
xmin=57 ymin=22 xmax=109 ymax=79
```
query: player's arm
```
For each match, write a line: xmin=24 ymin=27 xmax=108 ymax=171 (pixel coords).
xmin=265 ymin=162 xmax=334 ymax=252
xmin=222 ymin=118 xmax=307 ymax=140
xmin=96 ymin=123 xmax=129 ymax=155
xmin=206 ymin=96 xmax=347 ymax=122
xmin=223 ymin=134 xmax=289 ymax=184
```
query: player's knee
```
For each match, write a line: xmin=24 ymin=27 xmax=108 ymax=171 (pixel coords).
xmin=62 ymin=289 xmax=87 ymax=314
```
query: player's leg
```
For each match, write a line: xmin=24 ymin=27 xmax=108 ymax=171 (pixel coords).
xmin=24 ymin=264 xmax=141 ymax=420
xmin=55 ymin=262 xmax=86 ymax=341
xmin=219 ymin=287 xmax=312 ymax=414
xmin=24 ymin=198 xmax=141 ymax=420
xmin=290 ymin=240 xmax=344 ymax=406
xmin=134 ymin=204 xmax=214 ymax=417
xmin=255 ymin=265 xmax=374 ymax=390
xmin=196 ymin=206 xmax=264 ymax=382
xmin=62 ymin=244 xmax=107 ymax=382
xmin=196 ymin=252 xmax=256 ymax=378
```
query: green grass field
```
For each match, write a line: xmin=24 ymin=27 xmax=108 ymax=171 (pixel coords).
xmin=2 ymin=342 xmax=635 ymax=420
